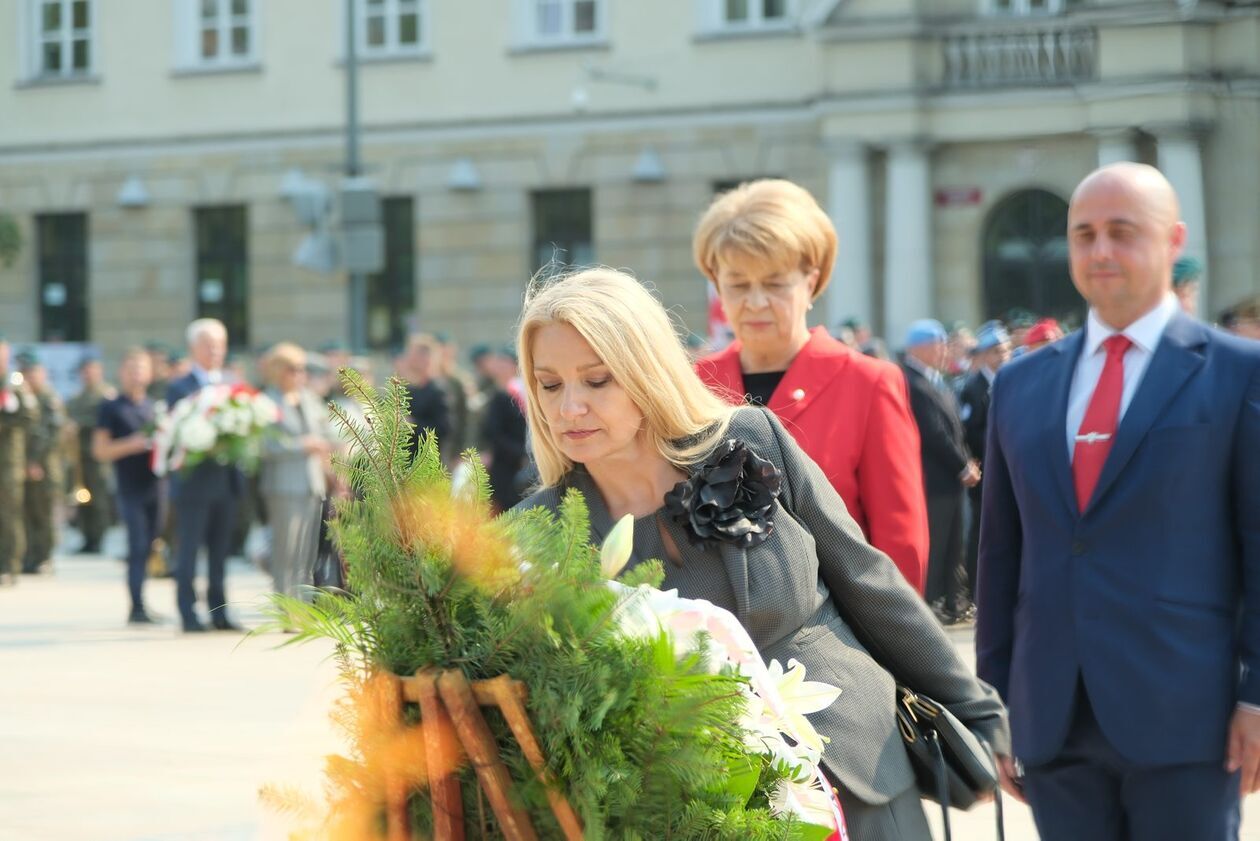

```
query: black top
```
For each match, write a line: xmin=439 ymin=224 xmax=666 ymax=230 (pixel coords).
xmin=741 ymin=371 xmax=786 ymax=407
xmin=405 ymin=381 xmax=452 ymax=455
xmin=97 ymin=394 xmax=157 ymax=496
xmin=479 ymin=389 xmax=529 ymax=512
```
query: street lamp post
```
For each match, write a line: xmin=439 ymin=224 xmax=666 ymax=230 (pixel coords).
xmin=345 ymin=0 xmax=367 ymax=352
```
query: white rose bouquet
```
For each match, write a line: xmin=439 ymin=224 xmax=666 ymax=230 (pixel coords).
xmin=151 ymin=383 xmax=279 ymax=477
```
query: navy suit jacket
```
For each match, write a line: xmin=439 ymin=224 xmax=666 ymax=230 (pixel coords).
xmin=165 ymin=371 xmax=242 ymax=501
xmin=976 ymin=311 xmax=1260 ymax=767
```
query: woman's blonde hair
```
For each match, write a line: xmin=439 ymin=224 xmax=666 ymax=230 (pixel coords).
xmin=693 ymin=178 xmax=837 ymax=301
xmin=266 ymin=341 xmax=307 ymax=385
xmin=517 ymin=268 xmax=736 ymax=488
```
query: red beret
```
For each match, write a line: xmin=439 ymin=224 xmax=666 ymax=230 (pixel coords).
xmin=1024 ymin=318 xmax=1063 ymax=347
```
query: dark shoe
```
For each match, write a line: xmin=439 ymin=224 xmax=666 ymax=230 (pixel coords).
xmin=128 ymin=609 xmax=157 ymax=625
xmin=182 ymin=618 xmax=208 ymax=633
xmin=211 ymin=616 xmax=244 ymax=632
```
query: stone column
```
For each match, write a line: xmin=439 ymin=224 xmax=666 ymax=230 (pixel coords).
xmin=1155 ymin=126 xmax=1210 ymax=308
xmin=1093 ymin=128 xmax=1138 ymax=167
xmin=883 ymin=140 xmax=934 ymax=347
xmin=823 ymin=140 xmax=873 ymax=330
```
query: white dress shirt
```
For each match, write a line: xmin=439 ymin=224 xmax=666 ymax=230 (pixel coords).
xmin=1065 ymin=294 xmax=1179 ymax=461
xmin=191 ymin=365 xmax=224 ymax=387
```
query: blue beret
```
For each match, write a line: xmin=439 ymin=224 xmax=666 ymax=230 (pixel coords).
xmin=904 ymin=319 xmax=948 ymax=348
xmin=972 ymin=320 xmax=1011 ymax=353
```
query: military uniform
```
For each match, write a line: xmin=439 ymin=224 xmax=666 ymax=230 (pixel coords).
xmin=66 ymin=380 xmax=116 ymax=553
xmin=0 ymin=369 xmax=36 ymax=583
xmin=22 ymin=379 xmax=64 ymax=574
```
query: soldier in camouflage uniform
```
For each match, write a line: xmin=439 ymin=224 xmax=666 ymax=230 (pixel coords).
xmin=66 ymin=355 xmax=116 ymax=554
xmin=0 ymin=336 xmax=36 ymax=586
xmin=17 ymin=351 xmax=65 ymax=575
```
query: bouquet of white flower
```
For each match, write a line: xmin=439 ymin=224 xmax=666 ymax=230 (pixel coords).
xmin=151 ymin=383 xmax=279 ymax=477
xmin=602 ymin=515 xmax=848 ymax=840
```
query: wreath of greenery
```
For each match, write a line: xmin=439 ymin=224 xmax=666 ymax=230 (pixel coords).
xmin=259 ymin=373 xmax=825 ymax=840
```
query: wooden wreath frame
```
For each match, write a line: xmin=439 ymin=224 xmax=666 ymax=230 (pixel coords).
xmin=384 ymin=669 xmax=584 ymax=841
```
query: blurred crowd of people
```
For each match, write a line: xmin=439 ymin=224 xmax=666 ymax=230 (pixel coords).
xmin=0 ymin=177 xmax=1256 ymax=636
xmin=0 ymin=325 xmax=532 ymax=630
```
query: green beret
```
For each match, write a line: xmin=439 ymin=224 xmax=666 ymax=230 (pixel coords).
xmin=1173 ymin=256 xmax=1203 ymax=287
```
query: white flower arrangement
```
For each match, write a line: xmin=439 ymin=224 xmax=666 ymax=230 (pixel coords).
xmin=152 ymin=383 xmax=279 ymax=477
xmin=601 ymin=515 xmax=848 ymax=839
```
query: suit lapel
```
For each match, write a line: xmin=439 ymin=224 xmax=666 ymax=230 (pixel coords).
xmin=768 ymin=328 xmax=847 ymax=426
xmin=1046 ymin=332 xmax=1084 ymax=518
xmin=696 ymin=345 xmax=746 ymax=405
xmin=1084 ymin=313 xmax=1207 ymax=515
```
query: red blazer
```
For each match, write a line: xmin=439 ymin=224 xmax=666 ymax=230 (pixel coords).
xmin=697 ymin=327 xmax=929 ymax=592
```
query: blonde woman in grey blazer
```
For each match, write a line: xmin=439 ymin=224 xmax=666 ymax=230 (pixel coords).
xmin=512 ymin=269 xmax=1010 ymax=841
xmin=261 ymin=343 xmax=334 ymax=601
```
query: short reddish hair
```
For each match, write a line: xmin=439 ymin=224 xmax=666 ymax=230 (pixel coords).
xmin=692 ymin=179 xmax=837 ymax=301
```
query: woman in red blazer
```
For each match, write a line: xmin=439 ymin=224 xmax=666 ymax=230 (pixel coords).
xmin=693 ymin=179 xmax=928 ymax=591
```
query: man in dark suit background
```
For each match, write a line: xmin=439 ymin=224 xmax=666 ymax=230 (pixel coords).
xmin=977 ymin=162 xmax=1260 ymax=840
xmin=901 ymin=320 xmax=981 ymax=624
xmin=958 ymin=320 xmax=1011 ymax=611
xmin=166 ymin=318 xmax=242 ymax=633
xmin=396 ymin=334 xmax=451 ymax=457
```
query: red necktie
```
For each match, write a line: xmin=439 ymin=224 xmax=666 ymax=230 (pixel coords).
xmin=1073 ymin=334 xmax=1132 ymax=511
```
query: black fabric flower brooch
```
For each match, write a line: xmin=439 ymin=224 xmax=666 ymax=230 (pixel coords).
xmin=663 ymin=439 xmax=783 ymax=550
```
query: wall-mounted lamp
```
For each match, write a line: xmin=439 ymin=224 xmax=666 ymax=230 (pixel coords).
xmin=116 ymin=175 xmax=150 ymax=208
xmin=279 ymin=167 xmax=310 ymax=198
xmin=632 ymin=147 xmax=667 ymax=183
xmin=447 ymin=157 xmax=483 ymax=192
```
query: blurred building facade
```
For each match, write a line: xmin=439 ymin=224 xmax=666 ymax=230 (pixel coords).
xmin=1 ymin=0 xmax=1257 ymax=360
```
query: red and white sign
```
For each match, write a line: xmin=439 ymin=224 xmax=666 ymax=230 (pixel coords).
xmin=935 ymin=187 xmax=983 ymax=207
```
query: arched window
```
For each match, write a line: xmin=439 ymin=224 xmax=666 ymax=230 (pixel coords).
xmin=982 ymin=188 xmax=1084 ymax=326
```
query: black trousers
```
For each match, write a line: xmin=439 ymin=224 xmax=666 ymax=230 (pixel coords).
xmin=172 ymin=490 xmax=238 ymax=623
xmin=117 ymin=487 xmax=159 ymax=612
xmin=924 ymin=490 xmax=964 ymax=615
xmin=1023 ymin=686 xmax=1240 ymax=841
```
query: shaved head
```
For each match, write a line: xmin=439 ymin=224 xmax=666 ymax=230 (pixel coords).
xmin=1067 ymin=162 xmax=1187 ymax=330
xmin=1071 ymin=162 xmax=1181 ymax=226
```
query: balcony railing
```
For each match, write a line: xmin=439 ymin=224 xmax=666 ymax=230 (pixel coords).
xmin=941 ymin=25 xmax=1097 ymax=89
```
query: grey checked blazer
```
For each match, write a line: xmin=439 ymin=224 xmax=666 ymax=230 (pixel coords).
xmin=260 ymin=387 xmax=333 ymax=499
xmin=515 ymin=406 xmax=1009 ymax=805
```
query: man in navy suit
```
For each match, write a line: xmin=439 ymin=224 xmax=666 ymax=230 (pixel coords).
xmin=167 ymin=318 xmax=243 ymax=633
xmin=976 ymin=162 xmax=1260 ymax=839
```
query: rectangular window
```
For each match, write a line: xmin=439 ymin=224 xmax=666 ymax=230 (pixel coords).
xmin=516 ymin=0 xmax=603 ymax=47
xmin=33 ymin=0 xmax=93 ymax=79
xmin=360 ymin=0 xmax=429 ymax=57
xmin=713 ymin=177 xmax=779 ymax=195
xmin=531 ymin=189 xmax=593 ymax=274
xmin=36 ymin=212 xmax=89 ymax=342
xmin=194 ymin=0 xmax=255 ymax=65
xmin=194 ymin=206 xmax=249 ymax=347
xmin=709 ymin=0 xmax=795 ymax=32
xmin=983 ymin=0 xmax=1063 ymax=14
xmin=367 ymin=197 xmax=416 ymax=350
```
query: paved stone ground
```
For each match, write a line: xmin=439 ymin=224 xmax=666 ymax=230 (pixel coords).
xmin=1 ymin=532 xmax=1255 ymax=840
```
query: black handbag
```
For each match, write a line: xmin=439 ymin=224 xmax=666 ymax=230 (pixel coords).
xmin=311 ymin=497 xmax=346 ymax=591
xmin=895 ymin=685 xmax=1005 ymax=841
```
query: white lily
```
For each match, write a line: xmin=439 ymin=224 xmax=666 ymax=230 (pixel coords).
xmin=599 ymin=514 xmax=635 ymax=578
xmin=769 ymin=773 xmax=840 ymax=832
xmin=763 ymin=659 xmax=842 ymax=754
